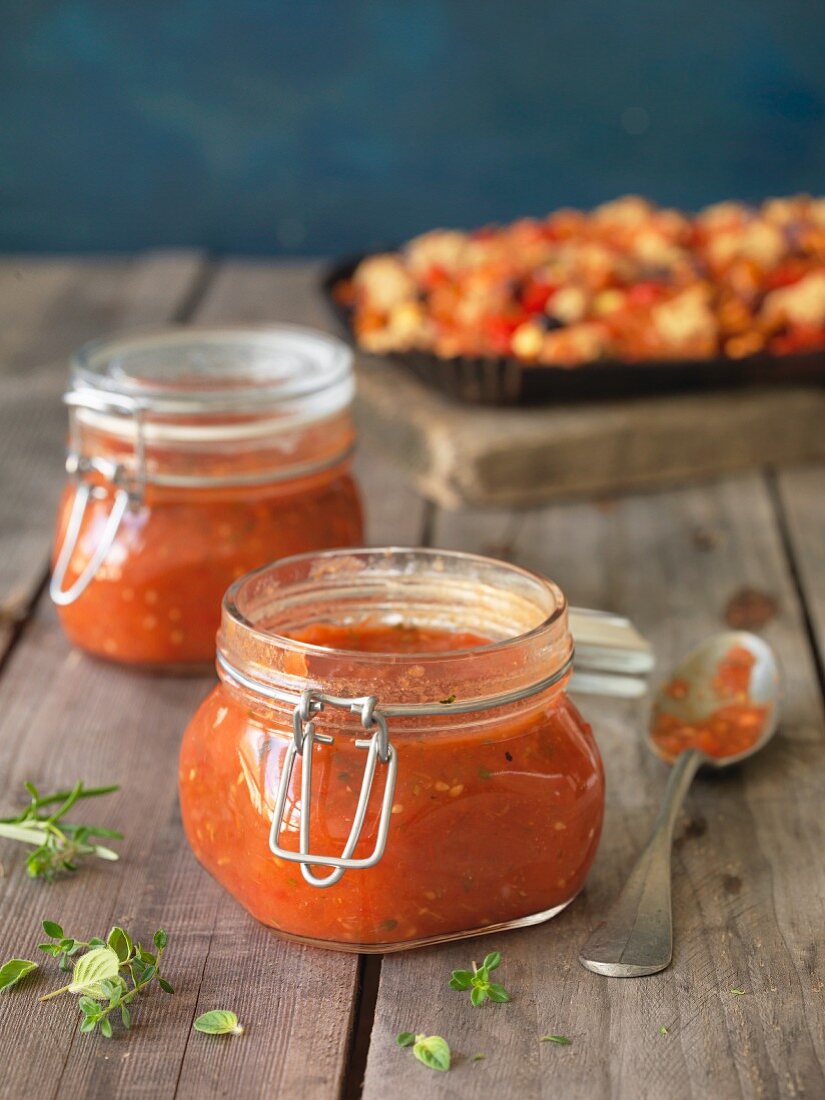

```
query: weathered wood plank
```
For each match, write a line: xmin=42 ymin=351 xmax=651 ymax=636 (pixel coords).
xmin=355 ymin=354 xmax=825 ymax=507
xmin=774 ymin=465 xmax=825 ymax=670
xmin=0 ymin=253 xmax=206 ymax=658
xmin=194 ymin=260 xmax=428 ymax=543
xmin=362 ymin=473 xmax=825 ymax=1099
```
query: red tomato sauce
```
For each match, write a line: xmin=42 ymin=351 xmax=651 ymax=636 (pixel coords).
xmin=179 ymin=622 xmax=604 ymax=949
xmin=55 ymin=474 xmax=362 ymax=668
xmin=652 ymin=645 xmax=766 ymax=761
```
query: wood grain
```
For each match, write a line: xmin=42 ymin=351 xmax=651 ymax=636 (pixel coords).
xmin=0 ymin=252 xmax=206 ymax=659
xmin=774 ymin=466 xmax=825 ymax=674
xmin=362 ymin=473 xmax=825 ymax=1100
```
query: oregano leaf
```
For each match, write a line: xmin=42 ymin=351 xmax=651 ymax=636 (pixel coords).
xmin=194 ymin=1010 xmax=244 ymax=1035
xmin=0 ymin=959 xmax=38 ymax=991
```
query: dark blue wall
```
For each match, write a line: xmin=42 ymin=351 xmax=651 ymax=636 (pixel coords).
xmin=2 ymin=0 xmax=824 ymax=254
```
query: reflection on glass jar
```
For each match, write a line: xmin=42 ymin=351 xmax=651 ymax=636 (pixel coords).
xmin=51 ymin=326 xmax=363 ymax=669
xmin=179 ymin=548 xmax=605 ymax=952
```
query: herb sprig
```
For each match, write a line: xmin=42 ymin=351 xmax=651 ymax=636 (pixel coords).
xmin=449 ymin=951 xmax=511 ymax=1006
xmin=37 ymin=921 xmax=173 ymax=1036
xmin=0 ymin=781 xmax=121 ymax=880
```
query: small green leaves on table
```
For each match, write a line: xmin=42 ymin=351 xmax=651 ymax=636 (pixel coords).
xmin=36 ymin=920 xmax=173 ymax=1036
xmin=396 ymin=1032 xmax=451 ymax=1072
xmin=194 ymin=1010 xmax=244 ymax=1035
xmin=0 ymin=781 xmax=121 ymax=880
xmin=0 ymin=959 xmax=38 ymax=991
xmin=540 ymin=1034 xmax=572 ymax=1045
xmin=449 ymin=950 xmax=511 ymax=1006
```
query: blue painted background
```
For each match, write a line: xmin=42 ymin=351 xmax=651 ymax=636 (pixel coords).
xmin=1 ymin=0 xmax=824 ymax=254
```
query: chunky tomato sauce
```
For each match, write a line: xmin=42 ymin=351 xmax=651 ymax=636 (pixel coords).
xmin=179 ymin=623 xmax=604 ymax=949
xmin=55 ymin=474 xmax=362 ymax=667
xmin=652 ymin=645 xmax=766 ymax=761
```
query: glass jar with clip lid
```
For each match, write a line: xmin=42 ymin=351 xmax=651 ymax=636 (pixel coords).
xmin=50 ymin=326 xmax=363 ymax=670
xmin=178 ymin=547 xmax=622 ymax=952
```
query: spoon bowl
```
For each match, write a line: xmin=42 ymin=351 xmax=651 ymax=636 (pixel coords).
xmin=647 ymin=629 xmax=781 ymax=768
xmin=579 ymin=630 xmax=781 ymax=978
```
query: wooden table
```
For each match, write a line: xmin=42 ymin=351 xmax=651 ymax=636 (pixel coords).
xmin=1 ymin=254 xmax=824 ymax=1100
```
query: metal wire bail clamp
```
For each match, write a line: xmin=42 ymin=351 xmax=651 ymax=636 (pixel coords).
xmin=50 ymin=394 xmax=145 ymax=607
xmin=268 ymin=692 xmax=398 ymax=888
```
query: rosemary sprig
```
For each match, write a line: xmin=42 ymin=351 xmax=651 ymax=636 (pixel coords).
xmin=0 ymin=781 xmax=121 ymax=880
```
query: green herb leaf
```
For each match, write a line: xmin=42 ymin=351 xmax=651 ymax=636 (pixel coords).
xmin=448 ymin=970 xmax=473 ymax=990
xmin=100 ymin=1017 xmax=113 ymax=1039
xmin=483 ymin=951 xmax=501 ymax=972
xmin=486 ymin=983 xmax=511 ymax=1003
xmin=0 ymin=959 xmax=38 ymax=991
xmin=412 ymin=1035 xmax=451 ymax=1072
xmin=659 ymin=1025 xmax=669 ymax=1035
xmin=439 ymin=695 xmax=456 ymax=705
xmin=69 ymin=947 xmax=120 ymax=998
xmin=472 ymin=1053 xmax=486 ymax=1062
xmin=42 ymin=921 xmax=64 ymax=940
xmin=396 ymin=1031 xmax=416 ymax=1047
xmin=470 ymin=986 xmax=488 ymax=1007
xmin=107 ymin=927 xmax=132 ymax=965
xmin=121 ymin=1005 xmax=131 ymax=1029
xmin=730 ymin=989 xmax=747 ymax=996
xmin=194 ymin=1010 xmax=244 ymax=1035
xmin=153 ymin=930 xmax=168 ymax=951
xmin=158 ymin=977 xmax=175 ymax=995
xmin=540 ymin=1035 xmax=571 ymax=1045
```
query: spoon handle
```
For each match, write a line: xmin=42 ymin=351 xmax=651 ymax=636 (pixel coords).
xmin=579 ymin=749 xmax=703 ymax=977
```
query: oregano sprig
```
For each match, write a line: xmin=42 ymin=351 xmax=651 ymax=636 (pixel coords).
xmin=0 ymin=781 xmax=121 ymax=880
xmin=449 ymin=951 xmax=511 ymax=1006
xmin=37 ymin=921 xmax=173 ymax=1036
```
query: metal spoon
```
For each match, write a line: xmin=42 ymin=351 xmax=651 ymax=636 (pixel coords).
xmin=579 ymin=630 xmax=780 ymax=977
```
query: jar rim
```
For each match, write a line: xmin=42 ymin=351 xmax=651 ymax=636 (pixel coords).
xmin=222 ymin=546 xmax=567 ymax=663
xmin=218 ymin=547 xmax=573 ymax=715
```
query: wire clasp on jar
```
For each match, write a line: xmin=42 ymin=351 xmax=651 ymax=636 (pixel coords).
xmin=268 ymin=690 xmax=398 ymax=888
xmin=49 ymin=451 xmax=144 ymax=607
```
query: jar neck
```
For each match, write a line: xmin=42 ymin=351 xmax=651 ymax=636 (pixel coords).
xmin=71 ymin=407 xmax=356 ymax=490
xmin=217 ymin=548 xmax=573 ymax=735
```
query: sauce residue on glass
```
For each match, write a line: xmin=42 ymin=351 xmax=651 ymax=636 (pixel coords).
xmin=652 ymin=644 xmax=767 ymax=761
xmin=286 ymin=621 xmax=491 ymax=653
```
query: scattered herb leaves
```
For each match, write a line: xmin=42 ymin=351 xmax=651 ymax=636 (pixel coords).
xmin=396 ymin=1031 xmax=416 ymax=1048
xmin=449 ymin=951 xmax=511 ymax=1006
xmin=540 ymin=1035 xmax=572 ymax=1046
xmin=36 ymin=920 xmax=173 ymax=1036
xmin=0 ymin=958 xmax=38 ymax=991
xmin=397 ymin=1032 xmax=451 ymax=1072
xmin=0 ymin=781 xmax=121 ymax=880
xmin=730 ymin=989 xmax=747 ymax=996
xmin=194 ymin=1010 xmax=244 ymax=1035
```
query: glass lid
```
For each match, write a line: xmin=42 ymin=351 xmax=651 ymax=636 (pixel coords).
xmin=70 ymin=324 xmax=354 ymax=416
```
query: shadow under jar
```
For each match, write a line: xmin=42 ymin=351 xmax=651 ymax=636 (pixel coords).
xmin=179 ymin=548 xmax=605 ymax=952
xmin=51 ymin=326 xmax=363 ymax=670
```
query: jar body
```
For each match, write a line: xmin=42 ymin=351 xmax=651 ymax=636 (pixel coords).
xmin=54 ymin=472 xmax=363 ymax=669
xmin=179 ymin=679 xmax=604 ymax=951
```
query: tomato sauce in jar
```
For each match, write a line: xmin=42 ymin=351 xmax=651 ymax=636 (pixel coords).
xmin=179 ymin=548 xmax=605 ymax=952
xmin=51 ymin=327 xmax=363 ymax=669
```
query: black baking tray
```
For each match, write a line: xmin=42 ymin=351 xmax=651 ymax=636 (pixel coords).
xmin=322 ymin=255 xmax=825 ymax=407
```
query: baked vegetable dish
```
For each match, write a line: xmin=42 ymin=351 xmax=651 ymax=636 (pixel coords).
xmin=335 ymin=195 xmax=825 ymax=368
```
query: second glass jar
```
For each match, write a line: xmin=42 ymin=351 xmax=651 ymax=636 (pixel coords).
xmin=51 ymin=326 xmax=363 ymax=669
